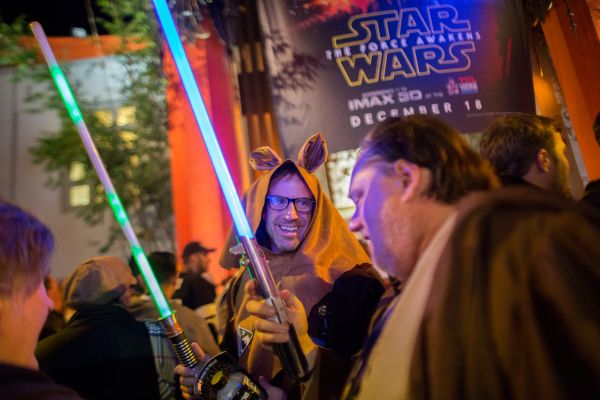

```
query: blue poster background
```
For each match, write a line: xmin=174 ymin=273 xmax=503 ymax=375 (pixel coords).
xmin=259 ymin=0 xmax=535 ymax=157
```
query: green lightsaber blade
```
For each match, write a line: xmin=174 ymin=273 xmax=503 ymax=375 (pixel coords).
xmin=30 ymin=21 xmax=171 ymax=319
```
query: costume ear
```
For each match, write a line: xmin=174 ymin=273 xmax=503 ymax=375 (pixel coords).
xmin=249 ymin=147 xmax=283 ymax=171
xmin=297 ymin=132 xmax=328 ymax=173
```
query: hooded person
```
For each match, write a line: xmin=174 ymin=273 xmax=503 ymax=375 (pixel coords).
xmin=218 ymin=133 xmax=384 ymax=393
xmin=35 ymin=256 xmax=160 ymax=400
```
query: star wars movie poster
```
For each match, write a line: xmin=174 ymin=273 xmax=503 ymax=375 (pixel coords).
xmin=258 ymin=0 xmax=535 ymax=156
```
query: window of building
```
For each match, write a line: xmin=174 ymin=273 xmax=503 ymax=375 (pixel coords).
xmin=325 ymin=149 xmax=357 ymax=220
xmin=63 ymin=105 xmax=136 ymax=209
xmin=64 ymin=161 xmax=91 ymax=208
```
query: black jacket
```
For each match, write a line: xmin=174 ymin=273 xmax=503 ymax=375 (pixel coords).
xmin=0 ymin=363 xmax=81 ymax=400
xmin=173 ymin=272 xmax=216 ymax=309
xmin=36 ymin=304 xmax=160 ymax=400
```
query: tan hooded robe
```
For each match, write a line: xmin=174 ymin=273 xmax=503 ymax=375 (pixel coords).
xmin=218 ymin=136 xmax=383 ymax=392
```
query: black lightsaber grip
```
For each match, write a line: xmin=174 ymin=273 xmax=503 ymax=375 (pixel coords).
xmin=275 ymin=324 xmax=311 ymax=381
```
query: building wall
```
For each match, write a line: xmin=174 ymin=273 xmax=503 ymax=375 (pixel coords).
xmin=0 ymin=56 xmax=132 ymax=279
xmin=543 ymin=2 xmax=600 ymax=181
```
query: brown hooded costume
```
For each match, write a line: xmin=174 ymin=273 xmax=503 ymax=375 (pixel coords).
xmin=218 ymin=134 xmax=384 ymax=391
xmin=408 ymin=187 xmax=600 ymax=400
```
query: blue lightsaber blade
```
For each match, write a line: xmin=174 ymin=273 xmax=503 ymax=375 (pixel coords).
xmin=152 ymin=0 xmax=251 ymax=239
xmin=152 ymin=0 xmax=310 ymax=381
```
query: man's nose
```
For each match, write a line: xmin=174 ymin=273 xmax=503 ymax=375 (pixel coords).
xmin=348 ymin=216 xmax=361 ymax=232
xmin=349 ymin=212 xmax=368 ymax=239
xmin=284 ymin=201 xmax=299 ymax=220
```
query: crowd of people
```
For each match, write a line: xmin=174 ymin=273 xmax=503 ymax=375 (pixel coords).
xmin=1 ymin=112 xmax=599 ymax=400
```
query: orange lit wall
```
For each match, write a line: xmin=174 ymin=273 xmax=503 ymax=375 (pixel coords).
xmin=542 ymin=2 xmax=600 ymax=180
xmin=164 ymin=35 xmax=242 ymax=284
xmin=21 ymin=36 xmax=146 ymax=62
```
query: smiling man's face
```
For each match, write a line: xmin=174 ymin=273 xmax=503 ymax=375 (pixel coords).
xmin=262 ymin=172 xmax=314 ymax=254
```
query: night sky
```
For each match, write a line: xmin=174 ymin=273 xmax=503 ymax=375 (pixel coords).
xmin=0 ymin=0 xmax=108 ymax=36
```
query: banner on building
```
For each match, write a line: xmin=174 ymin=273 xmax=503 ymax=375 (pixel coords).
xmin=258 ymin=0 xmax=535 ymax=156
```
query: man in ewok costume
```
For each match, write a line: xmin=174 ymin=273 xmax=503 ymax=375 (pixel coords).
xmin=218 ymin=133 xmax=384 ymax=395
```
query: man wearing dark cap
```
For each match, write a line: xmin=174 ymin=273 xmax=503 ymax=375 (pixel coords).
xmin=173 ymin=241 xmax=216 ymax=310
xmin=35 ymin=256 xmax=160 ymax=400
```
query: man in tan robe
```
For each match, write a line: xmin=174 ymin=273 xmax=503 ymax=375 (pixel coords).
xmin=218 ymin=134 xmax=384 ymax=396
xmin=245 ymin=116 xmax=498 ymax=399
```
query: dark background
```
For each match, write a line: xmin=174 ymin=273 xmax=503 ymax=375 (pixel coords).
xmin=0 ymin=0 xmax=109 ymax=35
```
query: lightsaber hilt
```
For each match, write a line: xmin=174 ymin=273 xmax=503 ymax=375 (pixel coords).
xmin=239 ymin=236 xmax=311 ymax=381
xmin=160 ymin=313 xmax=201 ymax=369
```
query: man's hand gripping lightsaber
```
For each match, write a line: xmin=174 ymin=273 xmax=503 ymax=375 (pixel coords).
xmin=30 ymin=21 xmax=200 ymax=379
xmin=150 ymin=0 xmax=310 ymax=382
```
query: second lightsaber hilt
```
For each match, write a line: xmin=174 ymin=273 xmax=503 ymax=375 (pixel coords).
xmin=160 ymin=313 xmax=200 ymax=370
xmin=240 ymin=236 xmax=311 ymax=381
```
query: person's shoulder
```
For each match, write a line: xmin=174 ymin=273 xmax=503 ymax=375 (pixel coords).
xmin=335 ymin=263 xmax=384 ymax=288
xmin=182 ymin=272 xmax=208 ymax=283
xmin=581 ymin=179 xmax=600 ymax=211
xmin=179 ymin=271 xmax=197 ymax=280
xmin=36 ymin=324 xmax=72 ymax=359
xmin=584 ymin=178 xmax=600 ymax=192
xmin=321 ymin=263 xmax=385 ymax=308
xmin=0 ymin=363 xmax=82 ymax=399
xmin=128 ymin=296 xmax=159 ymax=321
xmin=460 ymin=186 xmax=595 ymax=215
xmin=171 ymin=302 xmax=201 ymax=320
xmin=499 ymin=175 xmax=534 ymax=188
xmin=193 ymin=274 xmax=216 ymax=290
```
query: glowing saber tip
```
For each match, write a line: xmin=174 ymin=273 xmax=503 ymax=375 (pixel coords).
xmin=152 ymin=0 xmax=254 ymax=239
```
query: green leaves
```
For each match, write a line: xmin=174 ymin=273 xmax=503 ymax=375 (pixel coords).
xmin=2 ymin=0 xmax=174 ymax=252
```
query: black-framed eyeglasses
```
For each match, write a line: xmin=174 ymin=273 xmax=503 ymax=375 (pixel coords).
xmin=266 ymin=195 xmax=315 ymax=213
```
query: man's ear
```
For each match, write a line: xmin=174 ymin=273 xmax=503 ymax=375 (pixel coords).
xmin=168 ymin=275 xmax=178 ymax=289
xmin=119 ymin=286 xmax=132 ymax=307
xmin=392 ymin=159 xmax=423 ymax=202
xmin=535 ymin=149 xmax=552 ymax=173
xmin=136 ymin=275 xmax=145 ymax=291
